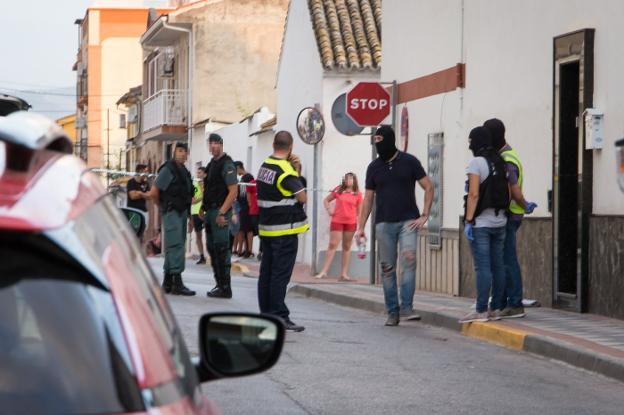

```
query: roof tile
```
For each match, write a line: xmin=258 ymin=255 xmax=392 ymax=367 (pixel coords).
xmin=309 ymin=0 xmax=381 ymax=71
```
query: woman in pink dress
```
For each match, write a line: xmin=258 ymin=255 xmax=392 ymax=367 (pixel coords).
xmin=315 ymin=173 xmax=362 ymax=281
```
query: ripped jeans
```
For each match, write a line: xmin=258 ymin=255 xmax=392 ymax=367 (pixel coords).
xmin=376 ymin=221 xmax=418 ymax=315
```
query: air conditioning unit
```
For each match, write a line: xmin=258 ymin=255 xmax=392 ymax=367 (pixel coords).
xmin=127 ymin=106 xmax=138 ymax=124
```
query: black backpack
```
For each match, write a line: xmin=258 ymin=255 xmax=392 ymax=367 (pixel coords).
xmin=464 ymin=148 xmax=510 ymax=218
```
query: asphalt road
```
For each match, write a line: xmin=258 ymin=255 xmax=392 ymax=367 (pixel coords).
xmin=155 ymin=259 xmax=624 ymax=415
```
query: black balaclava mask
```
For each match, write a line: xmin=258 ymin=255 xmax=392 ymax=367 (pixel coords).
xmin=375 ymin=125 xmax=398 ymax=161
xmin=483 ymin=118 xmax=506 ymax=151
xmin=468 ymin=126 xmax=492 ymax=157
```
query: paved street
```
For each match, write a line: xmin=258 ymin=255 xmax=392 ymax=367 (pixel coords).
xmin=153 ymin=259 xmax=624 ymax=415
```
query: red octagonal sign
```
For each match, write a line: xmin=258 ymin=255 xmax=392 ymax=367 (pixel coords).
xmin=346 ymin=82 xmax=391 ymax=127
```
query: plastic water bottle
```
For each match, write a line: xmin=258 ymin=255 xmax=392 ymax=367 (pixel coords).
xmin=357 ymin=236 xmax=367 ymax=260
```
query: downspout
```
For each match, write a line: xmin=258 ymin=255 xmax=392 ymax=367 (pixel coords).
xmin=162 ymin=18 xmax=193 ymax=166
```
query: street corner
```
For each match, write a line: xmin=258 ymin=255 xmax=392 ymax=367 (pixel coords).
xmin=460 ymin=321 xmax=528 ymax=351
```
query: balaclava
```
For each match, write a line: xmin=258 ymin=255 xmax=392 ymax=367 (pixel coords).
xmin=375 ymin=125 xmax=398 ymax=161
xmin=468 ymin=126 xmax=492 ymax=157
xmin=483 ymin=118 xmax=506 ymax=151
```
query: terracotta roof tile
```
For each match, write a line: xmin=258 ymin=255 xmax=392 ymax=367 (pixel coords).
xmin=309 ymin=0 xmax=381 ymax=71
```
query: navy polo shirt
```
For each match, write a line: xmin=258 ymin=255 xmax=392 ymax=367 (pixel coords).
xmin=365 ymin=151 xmax=427 ymax=223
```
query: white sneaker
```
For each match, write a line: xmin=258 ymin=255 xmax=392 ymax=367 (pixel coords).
xmin=488 ymin=309 xmax=502 ymax=321
xmin=459 ymin=311 xmax=489 ymax=324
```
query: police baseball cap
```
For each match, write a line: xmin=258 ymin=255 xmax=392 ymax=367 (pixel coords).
xmin=208 ymin=133 xmax=223 ymax=143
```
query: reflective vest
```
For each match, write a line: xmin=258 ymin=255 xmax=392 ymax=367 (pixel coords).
xmin=191 ymin=183 xmax=203 ymax=215
xmin=501 ymin=148 xmax=524 ymax=215
xmin=256 ymin=157 xmax=309 ymax=237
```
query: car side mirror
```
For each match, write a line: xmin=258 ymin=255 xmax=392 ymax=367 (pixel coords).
xmin=120 ymin=207 xmax=146 ymax=238
xmin=196 ymin=313 xmax=285 ymax=382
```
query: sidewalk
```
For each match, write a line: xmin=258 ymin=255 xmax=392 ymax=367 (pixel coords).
xmin=288 ymin=282 xmax=624 ymax=383
xmin=238 ymin=256 xmax=370 ymax=285
xmin=234 ymin=257 xmax=624 ymax=383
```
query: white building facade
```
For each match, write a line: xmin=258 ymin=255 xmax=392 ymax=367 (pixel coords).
xmin=382 ymin=0 xmax=624 ymax=318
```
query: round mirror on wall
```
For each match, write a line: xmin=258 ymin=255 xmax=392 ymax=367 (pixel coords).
xmin=296 ymin=107 xmax=325 ymax=145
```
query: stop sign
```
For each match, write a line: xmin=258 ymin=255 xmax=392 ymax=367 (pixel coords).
xmin=345 ymin=82 xmax=391 ymax=127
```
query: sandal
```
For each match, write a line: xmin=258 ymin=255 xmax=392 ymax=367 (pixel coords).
xmin=314 ymin=272 xmax=327 ymax=279
xmin=339 ymin=275 xmax=353 ymax=282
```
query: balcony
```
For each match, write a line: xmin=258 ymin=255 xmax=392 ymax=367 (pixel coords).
xmin=142 ymin=89 xmax=187 ymax=141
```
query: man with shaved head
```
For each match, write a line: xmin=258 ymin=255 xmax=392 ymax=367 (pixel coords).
xmin=255 ymin=130 xmax=309 ymax=332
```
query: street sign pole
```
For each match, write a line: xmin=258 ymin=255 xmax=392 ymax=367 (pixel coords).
xmin=391 ymin=80 xmax=398 ymax=136
xmin=369 ymin=133 xmax=377 ymax=285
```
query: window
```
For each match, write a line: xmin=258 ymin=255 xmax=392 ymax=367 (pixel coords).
xmin=0 ymin=237 xmax=144 ymax=413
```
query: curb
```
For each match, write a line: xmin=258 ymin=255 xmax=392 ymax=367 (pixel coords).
xmin=289 ymin=284 xmax=624 ymax=383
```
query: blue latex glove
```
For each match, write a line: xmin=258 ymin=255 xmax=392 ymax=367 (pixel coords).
xmin=525 ymin=202 xmax=537 ymax=214
xmin=464 ymin=223 xmax=474 ymax=241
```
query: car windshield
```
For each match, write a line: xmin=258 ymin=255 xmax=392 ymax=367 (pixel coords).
xmin=0 ymin=276 xmax=144 ymax=414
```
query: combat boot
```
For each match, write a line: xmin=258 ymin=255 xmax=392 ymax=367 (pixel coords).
xmin=162 ymin=273 xmax=173 ymax=294
xmin=171 ymin=274 xmax=196 ymax=296
xmin=206 ymin=269 xmax=231 ymax=298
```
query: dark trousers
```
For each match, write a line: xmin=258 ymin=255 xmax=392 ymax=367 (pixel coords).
xmin=258 ymin=235 xmax=298 ymax=319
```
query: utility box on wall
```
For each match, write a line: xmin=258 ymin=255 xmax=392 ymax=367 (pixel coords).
xmin=584 ymin=108 xmax=604 ymax=149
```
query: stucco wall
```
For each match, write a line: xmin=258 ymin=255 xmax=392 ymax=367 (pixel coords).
xmin=382 ymin=0 xmax=624 ymax=224
xmin=101 ymin=37 xmax=143 ymax=170
xmin=316 ymin=74 xmax=379 ymax=268
xmin=172 ymin=0 xmax=288 ymax=124
xmin=274 ymin=0 xmax=323 ymax=265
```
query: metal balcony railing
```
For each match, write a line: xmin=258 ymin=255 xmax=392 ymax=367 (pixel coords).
xmin=142 ymin=89 xmax=187 ymax=133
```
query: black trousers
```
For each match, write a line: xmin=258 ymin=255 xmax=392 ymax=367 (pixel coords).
xmin=258 ymin=235 xmax=298 ymax=319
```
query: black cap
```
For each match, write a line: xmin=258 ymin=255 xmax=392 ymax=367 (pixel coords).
xmin=175 ymin=142 xmax=188 ymax=151
xmin=208 ymin=133 xmax=223 ymax=143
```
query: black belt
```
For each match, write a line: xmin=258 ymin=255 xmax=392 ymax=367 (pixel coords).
xmin=205 ymin=202 xmax=221 ymax=209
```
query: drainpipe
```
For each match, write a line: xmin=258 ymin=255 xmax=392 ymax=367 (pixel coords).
xmin=162 ymin=18 xmax=193 ymax=166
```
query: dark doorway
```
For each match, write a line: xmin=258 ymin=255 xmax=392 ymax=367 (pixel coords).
xmin=556 ymin=61 xmax=580 ymax=296
xmin=552 ymin=29 xmax=594 ymax=312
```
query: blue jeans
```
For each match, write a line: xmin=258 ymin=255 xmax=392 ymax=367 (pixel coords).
xmin=502 ymin=219 xmax=523 ymax=309
xmin=258 ymin=235 xmax=298 ymax=319
xmin=470 ymin=226 xmax=506 ymax=313
xmin=376 ymin=221 xmax=418 ymax=315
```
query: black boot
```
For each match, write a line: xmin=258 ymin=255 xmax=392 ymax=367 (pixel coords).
xmin=207 ymin=243 xmax=232 ymax=298
xmin=207 ymin=285 xmax=232 ymax=298
xmin=162 ymin=273 xmax=173 ymax=294
xmin=171 ymin=274 xmax=196 ymax=296
xmin=207 ymin=247 xmax=220 ymax=293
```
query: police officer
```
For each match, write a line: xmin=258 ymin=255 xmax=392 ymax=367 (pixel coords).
xmin=147 ymin=142 xmax=195 ymax=296
xmin=256 ymin=131 xmax=309 ymax=332
xmin=202 ymin=133 xmax=238 ymax=298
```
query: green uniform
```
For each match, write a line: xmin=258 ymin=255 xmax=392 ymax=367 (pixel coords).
xmin=156 ymin=161 xmax=193 ymax=275
xmin=203 ymin=154 xmax=238 ymax=297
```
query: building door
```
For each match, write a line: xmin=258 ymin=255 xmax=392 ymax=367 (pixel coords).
xmin=552 ymin=29 xmax=594 ymax=312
